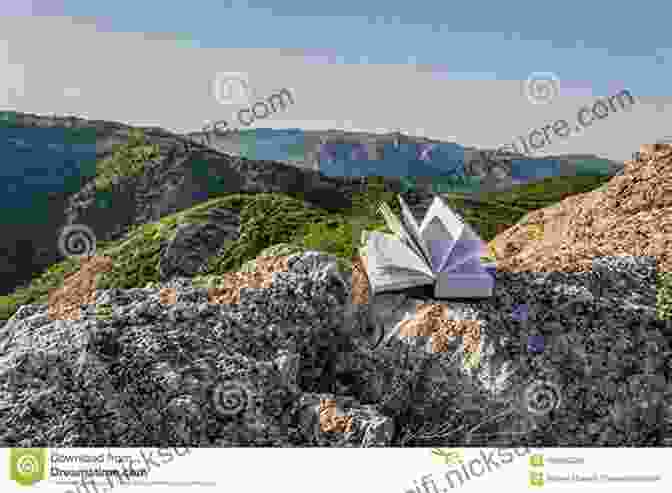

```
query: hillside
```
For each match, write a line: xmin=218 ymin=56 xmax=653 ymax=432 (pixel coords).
xmin=0 ymin=112 xmax=380 ymax=297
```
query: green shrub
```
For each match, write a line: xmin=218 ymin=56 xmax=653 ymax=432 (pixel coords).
xmin=348 ymin=177 xmax=401 ymax=219
xmin=297 ymin=219 xmax=354 ymax=259
xmin=202 ymin=193 xmax=331 ymax=275
xmin=657 ymin=271 xmax=672 ymax=321
xmin=0 ymin=296 xmax=18 ymax=321
xmin=95 ymin=129 xmax=160 ymax=192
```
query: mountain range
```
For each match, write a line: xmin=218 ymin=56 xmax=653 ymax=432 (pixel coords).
xmin=186 ymin=127 xmax=624 ymax=195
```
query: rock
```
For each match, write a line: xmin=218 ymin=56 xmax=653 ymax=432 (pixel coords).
xmin=47 ymin=255 xmax=115 ymax=321
xmin=159 ymin=210 xmax=241 ymax=281
xmin=294 ymin=393 xmax=394 ymax=446
xmin=0 ymin=250 xmax=354 ymax=447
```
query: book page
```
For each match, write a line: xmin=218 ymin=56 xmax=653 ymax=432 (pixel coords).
xmin=420 ymin=215 xmax=456 ymax=273
xmin=377 ymin=201 xmax=404 ymax=239
xmin=366 ymin=231 xmax=434 ymax=278
xmin=444 ymin=255 xmax=487 ymax=274
xmin=441 ymin=222 xmax=487 ymax=272
xmin=419 ymin=196 xmax=486 ymax=273
xmin=368 ymin=270 xmax=434 ymax=294
xmin=418 ymin=196 xmax=464 ymax=271
xmin=418 ymin=196 xmax=465 ymax=245
xmin=378 ymin=201 xmax=426 ymax=264
xmin=398 ymin=194 xmax=433 ymax=269
xmin=365 ymin=232 xmax=434 ymax=293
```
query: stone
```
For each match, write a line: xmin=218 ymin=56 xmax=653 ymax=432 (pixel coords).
xmin=295 ymin=393 xmax=394 ymax=446
xmin=159 ymin=212 xmax=241 ymax=281
xmin=47 ymin=255 xmax=114 ymax=321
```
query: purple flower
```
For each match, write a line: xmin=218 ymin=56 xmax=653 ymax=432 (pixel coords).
xmin=527 ymin=335 xmax=545 ymax=354
xmin=511 ymin=304 xmax=529 ymax=322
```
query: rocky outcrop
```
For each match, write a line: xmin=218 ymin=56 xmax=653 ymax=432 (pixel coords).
xmin=1 ymin=251 xmax=400 ymax=446
xmin=1 ymin=231 xmax=670 ymax=447
xmin=490 ymin=144 xmax=672 ymax=273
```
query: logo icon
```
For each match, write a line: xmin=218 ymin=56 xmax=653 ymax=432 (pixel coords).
xmin=212 ymin=72 xmax=254 ymax=106
xmin=530 ymin=454 xmax=544 ymax=467
xmin=529 ymin=471 xmax=544 ymax=487
xmin=210 ymin=379 xmax=255 ymax=418
xmin=524 ymin=72 xmax=560 ymax=105
xmin=524 ymin=381 xmax=562 ymax=416
xmin=431 ymin=448 xmax=464 ymax=465
xmin=10 ymin=448 xmax=47 ymax=486
xmin=57 ymin=224 xmax=97 ymax=258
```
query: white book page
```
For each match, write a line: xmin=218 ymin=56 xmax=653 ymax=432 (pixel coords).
xmin=418 ymin=196 xmax=487 ymax=273
xmin=367 ymin=231 xmax=434 ymax=278
xmin=418 ymin=196 xmax=464 ymax=270
xmin=419 ymin=196 xmax=465 ymax=241
xmin=398 ymin=194 xmax=433 ymax=269
xmin=365 ymin=234 xmax=434 ymax=294
xmin=378 ymin=201 xmax=426 ymax=265
xmin=420 ymin=215 xmax=456 ymax=273
xmin=377 ymin=201 xmax=404 ymax=239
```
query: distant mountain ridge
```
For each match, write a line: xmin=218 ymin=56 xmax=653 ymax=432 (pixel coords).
xmin=185 ymin=127 xmax=624 ymax=196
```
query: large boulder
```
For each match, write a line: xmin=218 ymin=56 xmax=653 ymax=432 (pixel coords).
xmin=159 ymin=208 xmax=241 ymax=281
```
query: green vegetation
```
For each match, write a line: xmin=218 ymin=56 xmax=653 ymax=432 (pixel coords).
xmin=94 ymin=129 xmax=160 ymax=192
xmin=657 ymin=272 xmax=672 ymax=321
xmin=0 ymin=177 xmax=400 ymax=322
xmin=1 ymin=159 xmax=667 ymax=325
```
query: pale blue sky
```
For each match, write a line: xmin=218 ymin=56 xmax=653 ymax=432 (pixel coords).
xmin=0 ymin=1 xmax=670 ymax=160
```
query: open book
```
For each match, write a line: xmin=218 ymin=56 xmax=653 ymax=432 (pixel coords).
xmin=361 ymin=195 xmax=494 ymax=298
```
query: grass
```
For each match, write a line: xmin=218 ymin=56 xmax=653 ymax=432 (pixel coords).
xmin=94 ymin=128 xmax=161 ymax=192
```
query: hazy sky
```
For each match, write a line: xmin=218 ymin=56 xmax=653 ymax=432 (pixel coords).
xmin=0 ymin=2 xmax=670 ymax=161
